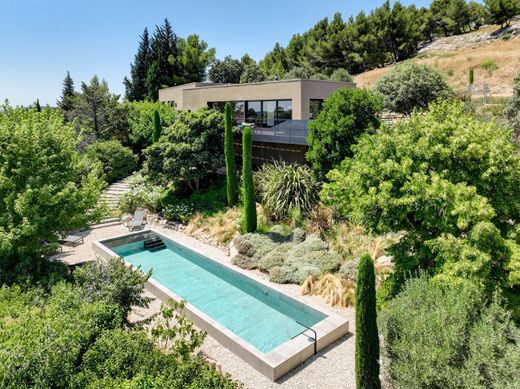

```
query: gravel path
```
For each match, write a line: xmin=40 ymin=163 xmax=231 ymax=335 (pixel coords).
xmin=56 ymin=223 xmax=357 ymax=389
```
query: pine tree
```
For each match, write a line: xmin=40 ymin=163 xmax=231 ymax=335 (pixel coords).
xmin=225 ymin=102 xmax=238 ymax=206
xmin=484 ymin=0 xmax=520 ymax=28
xmin=57 ymin=71 xmax=76 ymax=113
xmin=152 ymin=110 xmax=161 ymax=143
xmin=355 ymin=254 xmax=381 ymax=389
xmin=35 ymin=99 xmax=41 ymax=112
xmin=124 ymin=28 xmax=151 ymax=101
xmin=241 ymin=126 xmax=256 ymax=232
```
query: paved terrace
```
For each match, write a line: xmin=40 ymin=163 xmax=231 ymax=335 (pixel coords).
xmin=52 ymin=223 xmax=355 ymax=389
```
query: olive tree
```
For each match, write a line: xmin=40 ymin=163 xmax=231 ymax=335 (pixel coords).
xmin=375 ymin=62 xmax=453 ymax=115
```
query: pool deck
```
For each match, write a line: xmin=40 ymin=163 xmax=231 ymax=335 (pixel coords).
xmin=52 ymin=223 xmax=356 ymax=389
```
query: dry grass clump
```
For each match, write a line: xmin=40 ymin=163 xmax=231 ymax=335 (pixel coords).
xmin=185 ymin=208 xmax=239 ymax=244
xmin=328 ymin=222 xmax=399 ymax=262
xmin=301 ymin=274 xmax=355 ymax=307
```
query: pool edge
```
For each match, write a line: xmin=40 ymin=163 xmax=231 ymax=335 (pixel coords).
xmin=92 ymin=228 xmax=349 ymax=381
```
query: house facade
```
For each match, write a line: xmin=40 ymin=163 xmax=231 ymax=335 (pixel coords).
xmin=159 ymin=79 xmax=355 ymax=164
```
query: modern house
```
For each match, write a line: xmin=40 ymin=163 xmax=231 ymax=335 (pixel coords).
xmin=159 ymin=79 xmax=355 ymax=164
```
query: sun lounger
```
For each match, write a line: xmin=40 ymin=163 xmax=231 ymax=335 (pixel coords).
xmin=127 ymin=210 xmax=146 ymax=231
xmin=59 ymin=234 xmax=84 ymax=247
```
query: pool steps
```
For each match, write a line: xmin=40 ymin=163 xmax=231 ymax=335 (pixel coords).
xmin=143 ymin=238 xmax=166 ymax=251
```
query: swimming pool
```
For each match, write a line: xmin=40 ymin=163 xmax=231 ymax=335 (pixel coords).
xmin=94 ymin=229 xmax=348 ymax=380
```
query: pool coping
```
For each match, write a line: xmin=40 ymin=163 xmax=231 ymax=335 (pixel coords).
xmin=92 ymin=228 xmax=349 ymax=381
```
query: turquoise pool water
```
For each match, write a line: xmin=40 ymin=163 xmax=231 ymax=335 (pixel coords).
xmin=110 ymin=236 xmax=326 ymax=353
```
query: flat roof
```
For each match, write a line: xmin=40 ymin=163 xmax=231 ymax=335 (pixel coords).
xmin=160 ymin=78 xmax=355 ymax=93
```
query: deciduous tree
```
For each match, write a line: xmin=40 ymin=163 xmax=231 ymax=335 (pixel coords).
xmin=306 ymin=88 xmax=382 ymax=179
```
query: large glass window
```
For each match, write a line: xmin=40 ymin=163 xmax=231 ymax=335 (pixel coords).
xmin=309 ymin=99 xmax=323 ymax=119
xmin=263 ymin=101 xmax=276 ymax=127
xmin=207 ymin=99 xmax=293 ymax=127
xmin=245 ymin=101 xmax=262 ymax=126
xmin=276 ymin=100 xmax=292 ymax=123
xmin=233 ymin=101 xmax=245 ymax=124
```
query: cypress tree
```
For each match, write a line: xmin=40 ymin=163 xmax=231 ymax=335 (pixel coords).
xmin=35 ymin=99 xmax=41 ymax=112
xmin=241 ymin=126 xmax=256 ymax=233
xmin=225 ymin=102 xmax=238 ymax=206
xmin=355 ymin=254 xmax=380 ymax=389
xmin=124 ymin=27 xmax=151 ymax=101
xmin=152 ymin=110 xmax=161 ymax=143
xmin=469 ymin=68 xmax=474 ymax=85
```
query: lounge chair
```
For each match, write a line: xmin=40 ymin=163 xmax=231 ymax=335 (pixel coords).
xmin=59 ymin=234 xmax=84 ymax=247
xmin=127 ymin=210 xmax=146 ymax=231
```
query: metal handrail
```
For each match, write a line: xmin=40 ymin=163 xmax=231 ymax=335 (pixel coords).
xmin=291 ymin=321 xmax=318 ymax=355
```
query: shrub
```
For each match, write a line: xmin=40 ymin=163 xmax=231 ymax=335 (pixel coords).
xmin=480 ymin=59 xmax=498 ymax=74
xmin=256 ymin=162 xmax=320 ymax=220
xmin=355 ymin=254 xmax=380 ymax=389
xmin=310 ymin=73 xmax=328 ymax=80
xmin=73 ymin=257 xmax=152 ymax=320
xmin=323 ymin=101 xmax=520 ymax=301
xmin=224 ymin=102 xmax=238 ymax=206
xmin=125 ymin=101 xmax=176 ymax=152
xmin=161 ymin=181 xmax=228 ymax=223
xmin=162 ymin=203 xmax=195 ymax=223
xmin=232 ymin=228 xmax=340 ymax=284
xmin=380 ymin=277 xmax=520 ymax=388
xmin=85 ymin=140 xmax=138 ymax=183
xmin=242 ymin=126 xmax=257 ymax=232
xmin=374 ymin=62 xmax=453 ymax=115
xmin=0 ymin=106 xmax=103 ymax=280
xmin=306 ymin=88 xmax=383 ymax=179
xmin=152 ymin=109 xmax=161 ymax=143
xmin=119 ymin=183 xmax=163 ymax=213
xmin=306 ymin=204 xmax=335 ymax=237
xmin=0 ymin=283 xmax=122 ymax=387
xmin=330 ymin=68 xmax=353 ymax=82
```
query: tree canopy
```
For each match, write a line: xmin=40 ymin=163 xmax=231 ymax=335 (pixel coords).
xmin=0 ymin=106 xmax=103 ymax=280
xmin=306 ymin=88 xmax=383 ymax=179
xmin=374 ymin=62 xmax=453 ymax=114
xmin=144 ymin=108 xmax=224 ymax=190
xmin=322 ymin=102 xmax=520 ymax=305
xmin=124 ymin=19 xmax=215 ymax=101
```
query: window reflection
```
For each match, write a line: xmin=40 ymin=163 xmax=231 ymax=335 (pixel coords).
xmin=263 ymin=101 xmax=276 ymax=127
xmin=309 ymin=99 xmax=323 ymax=119
xmin=207 ymin=99 xmax=293 ymax=127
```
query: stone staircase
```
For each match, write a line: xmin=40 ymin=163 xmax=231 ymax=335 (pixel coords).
xmin=99 ymin=180 xmax=131 ymax=210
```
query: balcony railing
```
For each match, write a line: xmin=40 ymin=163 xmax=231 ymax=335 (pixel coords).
xmin=239 ymin=120 xmax=309 ymax=146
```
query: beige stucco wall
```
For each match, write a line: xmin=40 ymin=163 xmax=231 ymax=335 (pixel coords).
xmin=159 ymin=79 xmax=355 ymax=120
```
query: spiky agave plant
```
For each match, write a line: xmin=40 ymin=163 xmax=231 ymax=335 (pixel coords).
xmin=256 ymin=162 xmax=320 ymax=221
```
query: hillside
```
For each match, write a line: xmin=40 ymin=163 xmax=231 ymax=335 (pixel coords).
xmin=355 ymin=20 xmax=520 ymax=97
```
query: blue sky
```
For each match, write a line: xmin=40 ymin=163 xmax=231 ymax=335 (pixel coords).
xmin=1 ymin=0 xmax=431 ymax=106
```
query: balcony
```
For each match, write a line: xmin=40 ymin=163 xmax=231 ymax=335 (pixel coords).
xmin=239 ymin=120 xmax=309 ymax=146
